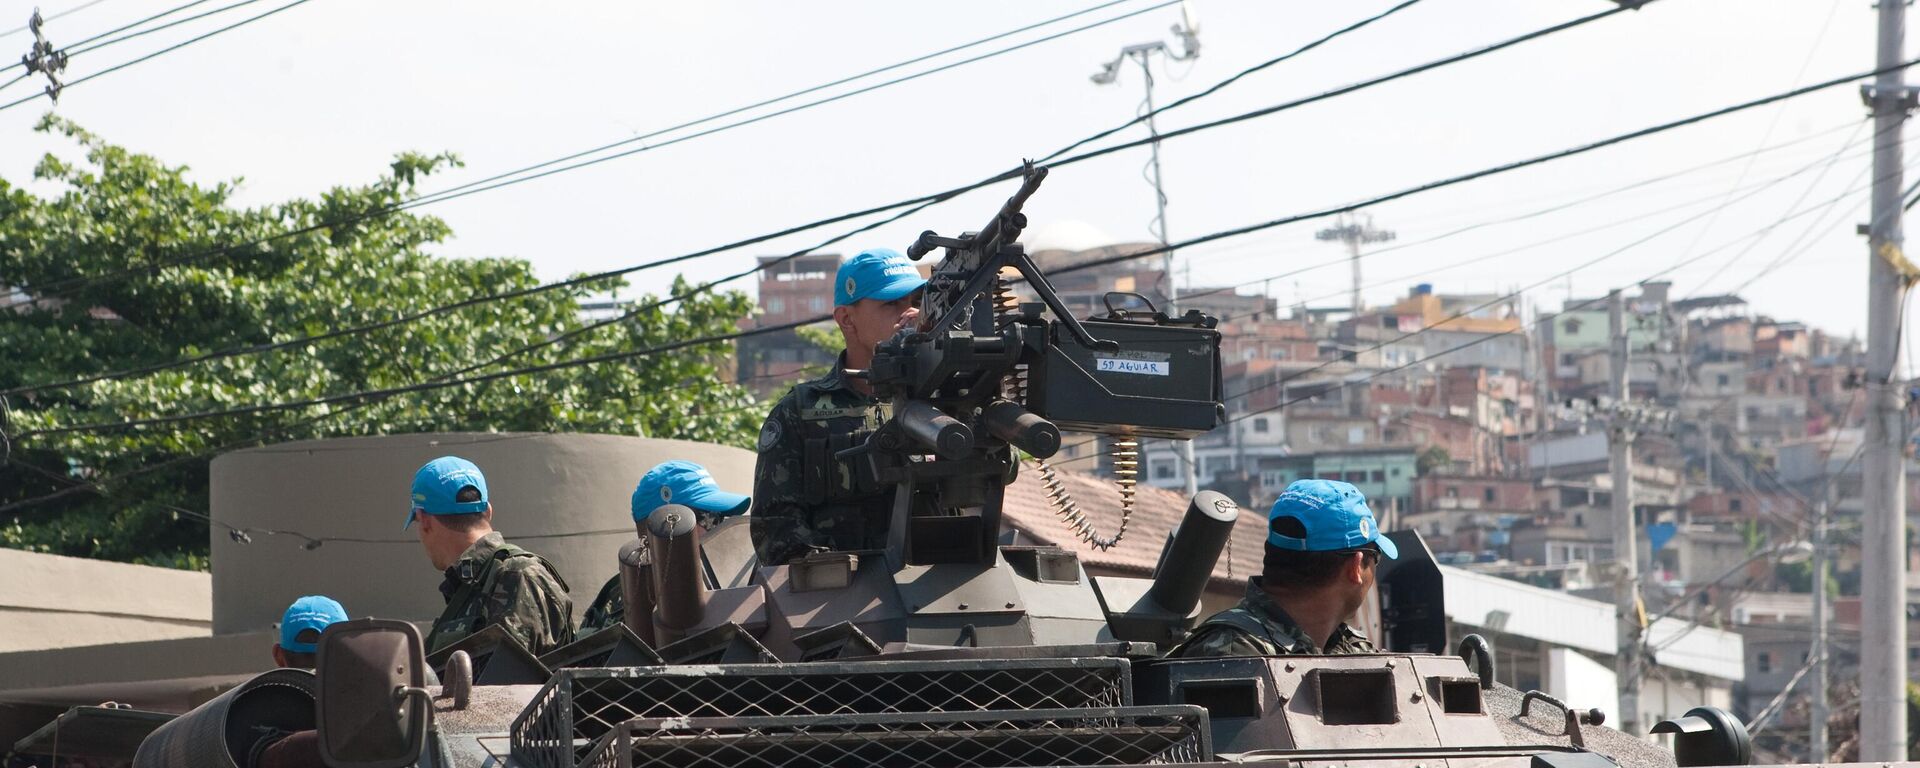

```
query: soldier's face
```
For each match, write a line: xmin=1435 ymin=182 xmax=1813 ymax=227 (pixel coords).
xmin=837 ymin=292 xmax=922 ymax=356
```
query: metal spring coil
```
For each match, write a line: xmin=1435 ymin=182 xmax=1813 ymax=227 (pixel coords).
xmin=995 ymin=275 xmax=1133 ymax=550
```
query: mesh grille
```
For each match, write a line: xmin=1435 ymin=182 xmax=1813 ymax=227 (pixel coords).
xmin=576 ymin=706 xmax=1209 ymax=768
xmin=510 ymin=658 xmax=1132 ymax=768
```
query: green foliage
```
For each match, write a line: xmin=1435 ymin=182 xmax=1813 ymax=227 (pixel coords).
xmin=0 ymin=117 xmax=760 ymax=567
xmin=1415 ymin=445 xmax=1451 ymax=476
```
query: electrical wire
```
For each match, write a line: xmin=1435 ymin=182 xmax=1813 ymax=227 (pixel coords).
xmin=1222 ymin=138 xmax=1911 ymax=412
xmin=0 ymin=0 xmax=1653 ymax=329
xmin=0 ymin=0 xmax=1181 ymax=311
xmin=397 ymin=0 xmax=1174 ymax=213
xmin=1229 ymin=132 xmax=1889 ymax=314
xmin=1176 ymin=119 xmax=1872 ymax=305
xmin=0 ymin=0 xmax=314 ymax=113
xmin=1225 ymin=171 xmax=1894 ymax=432
xmin=0 ymin=0 xmax=118 ymax=39
xmin=0 ymin=0 xmax=228 ymax=77
xmin=15 ymin=54 xmax=1920 ymax=440
xmin=0 ymin=0 xmax=1632 ymax=395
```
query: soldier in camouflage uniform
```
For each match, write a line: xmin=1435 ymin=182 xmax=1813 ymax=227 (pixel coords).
xmin=752 ymin=248 xmax=924 ymax=565
xmin=408 ymin=456 xmax=575 ymax=656
xmin=1169 ymin=479 xmax=1397 ymax=658
xmin=581 ymin=460 xmax=750 ymax=633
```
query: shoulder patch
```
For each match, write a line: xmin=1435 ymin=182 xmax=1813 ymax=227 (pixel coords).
xmin=758 ymin=417 xmax=783 ymax=452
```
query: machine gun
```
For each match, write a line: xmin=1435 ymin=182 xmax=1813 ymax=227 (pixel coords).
xmin=857 ymin=161 xmax=1227 ymax=567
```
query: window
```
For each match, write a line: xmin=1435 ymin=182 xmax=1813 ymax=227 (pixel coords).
xmin=1563 ymin=318 xmax=1582 ymax=334
xmin=1717 ymin=374 xmax=1730 ymax=387
xmin=1371 ymin=470 xmax=1385 ymax=483
xmin=1729 ymin=498 xmax=1743 ymax=513
xmin=1573 ymin=513 xmax=1584 ymax=527
xmin=1152 ymin=461 xmax=1174 ymax=480
xmin=1445 ymin=486 xmax=1460 ymax=498
xmin=1484 ymin=487 xmax=1497 ymax=502
xmin=1347 ymin=427 xmax=1365 ymax=444
xmin=1756 ymin=652 xmax=1772 ymax=674
xmin=767 ymin=297 xmax=786 ymax=313
xmin=809 ymin=296 xmax=828 ymax=312
xmin=1390 ymin=467 xmax=1402 ymax=477
xmin=1253 ymin=418 xmax=1270 ymax=433
xmin=1778 ymin=405 xmax=1794 ymax=419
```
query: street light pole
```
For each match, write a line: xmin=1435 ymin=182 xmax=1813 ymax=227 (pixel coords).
xmin=1859 ymin=0 xmax=1912 ymax=757
xmin=1093 ymin=16 xmax=1199 ymax=495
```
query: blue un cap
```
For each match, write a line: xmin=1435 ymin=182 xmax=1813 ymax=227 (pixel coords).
xmin=407 ymin=456 xmax=489 ymax=529
xmin=834 ymin=248 xmax=927 ymax=307
xmin=633 ymin=460 xmax=750 ymax=521
xmin=279 ymin=595 xmax=347 ymax=654
xmin=1267 ymin=479 xmax=1398 ymax=559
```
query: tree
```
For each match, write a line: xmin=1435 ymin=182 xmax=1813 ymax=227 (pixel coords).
xmin=1416 ymin=445 xmax=1451 ymax=476
xmin=0 ymin=117 xmax=760 ymax=568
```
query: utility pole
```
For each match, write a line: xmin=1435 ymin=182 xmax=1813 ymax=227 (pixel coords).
xmin=1810 ymin=496 xmax=1829 ymax=762
xmin=1092 ymin=12 xmax=1199 ymax=496
xmin=1316 ymin=214 xmax=1397 ymax=315
xmin=1860 ymin=0 xmax=1912 ymax=757
xmin=1609 ymin=289 xmax=1643 ymax=737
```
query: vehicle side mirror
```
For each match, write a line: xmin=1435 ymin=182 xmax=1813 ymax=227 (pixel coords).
xmin=315 ymin=619 xmax=430 ymax=768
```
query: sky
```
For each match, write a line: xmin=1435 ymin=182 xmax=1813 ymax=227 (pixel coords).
xmin=0 ymin=0 xmax=1903 ymax=346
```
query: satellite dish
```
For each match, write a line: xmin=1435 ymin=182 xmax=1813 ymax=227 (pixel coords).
xmin=1171 ymin=0 xmax=1201 ymax=59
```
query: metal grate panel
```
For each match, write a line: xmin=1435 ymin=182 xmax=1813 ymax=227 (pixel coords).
xmin=510 ymin=657 xmax=1133 ymax=768
xmin=577 ymin=706 xmax=1210 ymax=768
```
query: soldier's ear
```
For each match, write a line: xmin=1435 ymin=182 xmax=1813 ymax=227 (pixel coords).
xmin=832 ymin=305 xmax=855 ymax=334
xmin=1346 ymin=552 xmax=1368 ymax=585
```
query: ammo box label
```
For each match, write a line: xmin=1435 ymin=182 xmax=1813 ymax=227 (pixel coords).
xmin=1096 ymin=357 xmax=1170 ymax=376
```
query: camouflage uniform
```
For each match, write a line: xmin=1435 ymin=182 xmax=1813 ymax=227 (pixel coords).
xmin=1166 ymin=577 xmax=1376 ymax=658
xmin=751 ymin=357 xmax=894 ymax=565
xmin=427 ymin=532 xmax=576 ymax=656
xmin=580 ymin=576 xmax=625 ymax=634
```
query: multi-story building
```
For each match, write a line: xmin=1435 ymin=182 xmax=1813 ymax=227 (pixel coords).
xmin=736 ymin=253 xmax=842 ymax=396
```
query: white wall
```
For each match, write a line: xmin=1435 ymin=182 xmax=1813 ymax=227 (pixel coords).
xmin=1545 ymin=647 xmax=1619 ymax=725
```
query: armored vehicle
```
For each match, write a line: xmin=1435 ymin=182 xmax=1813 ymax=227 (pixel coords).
xmin=96 ymin=164 xmax=1760 ymax=768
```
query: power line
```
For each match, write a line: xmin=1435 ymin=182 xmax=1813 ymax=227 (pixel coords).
xmin=0 ymin=0 xmax=1180 ymax=310
xmin=0 ymin=0 xmax=315 ymax=113
xmin=12 ymin=144 xmax=1898 ymax=446
xmin=396 ymin=0 xmax=1177 ymax=213
xmin=14 ymin=52 xmax=1919 ymax=439
xmin=1176 ymin=119 xmax=1871 ymax=304
xmin=1224 ymin=169 xmax=1895 ymax=430
xmin=0 ymin=0 xmax=1587 ymax=393
xmin=1215 ymin=129 xmax=1890 ymax=314
xmin=1222 ymin=146 xmax=1912 ymax=413
xmin=0 ymin=0 xmax=118 ymax=39
xmin=0 ymin=0 xmax=227 ymax=76
xmin=0 ymin=0 xmax=1647 ymax=322
xmin=16 ymin=317 xmax=816 ymax=438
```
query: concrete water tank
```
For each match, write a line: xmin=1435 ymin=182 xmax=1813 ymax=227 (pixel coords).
xmin=209 ymin=433 xmax=754 ymax=635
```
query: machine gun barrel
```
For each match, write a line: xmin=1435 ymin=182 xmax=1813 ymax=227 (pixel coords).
xmin=898 ymin=399 xmax=974 ymax=460
xmin=982 ymin=400 xmax=1060 ymax=459
xmin=906 ymin=163 xmax=1049 ymax=260
xmin=1148 ymin=491 xmax=1240 ymax=615
xmin=645 ymin=504 xmax=706 ymax=641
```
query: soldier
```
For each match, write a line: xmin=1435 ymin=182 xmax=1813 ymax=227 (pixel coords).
xmin=751 ymin=248 xmax=925 ymax=565
xmin=271 ymin=595 xmax=347 ymax=669
xmin=409 ymin=455 xmax=575 ymax=655
xmin=1167 ymin=479 xmax=1398 ymax=658
xmin=581 ymin=460 xmax=750 ymax=632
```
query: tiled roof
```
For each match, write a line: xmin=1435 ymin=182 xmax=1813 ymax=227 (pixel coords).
xmin=1000 ymin=463 xmax=1266 ymax=592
